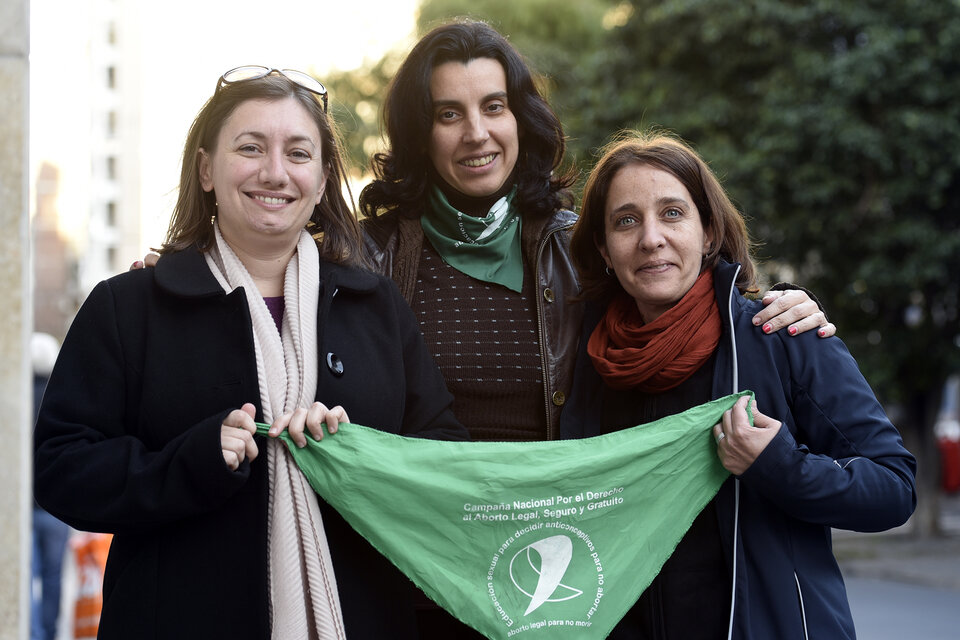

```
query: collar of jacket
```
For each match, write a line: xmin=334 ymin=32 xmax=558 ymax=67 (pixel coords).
xmin=521 ymin=209 xmax=577 ymax=265
xmin=363 ymin=207 xmax=577 ymax=298
xmin=712 ymin=259 xmax=744 ymax=326
xmin=366 ymin=205 xmax=576 ymax=251
xmin=154 ymin=245 xmax=380 ymax=299
xmin=710 ymin=259 xmax=744 ymax=402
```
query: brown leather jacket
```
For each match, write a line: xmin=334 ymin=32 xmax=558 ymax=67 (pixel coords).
xmin=362 ymin=209 xmax=583 ymax=439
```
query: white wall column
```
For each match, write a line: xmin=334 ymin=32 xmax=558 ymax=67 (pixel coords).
xmin=0 ymin=0 xmax=31 ymax=638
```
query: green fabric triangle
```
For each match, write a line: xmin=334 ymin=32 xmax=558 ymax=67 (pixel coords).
xmin=257 ymin=391 xmax=750 ymax=639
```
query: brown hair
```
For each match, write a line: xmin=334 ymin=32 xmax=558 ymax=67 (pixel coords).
xmin=161 ymin=73 xmax=367 ymax=267
xmin=571 ymin=130 xmax=758 ymax=301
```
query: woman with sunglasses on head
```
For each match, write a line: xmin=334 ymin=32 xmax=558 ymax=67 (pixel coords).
xmin=359 ymin=19 xmax=835 ymax=637
xmin=34 ymin=67 xmax=467 ymax=640
xmin=562 ymin=131 xmax=916 ymax=639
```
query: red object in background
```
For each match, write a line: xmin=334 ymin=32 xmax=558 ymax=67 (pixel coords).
xmin=939 ymin=436 xmax=960 ymax=493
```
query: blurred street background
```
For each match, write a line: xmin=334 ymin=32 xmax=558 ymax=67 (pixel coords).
xmin=837 ymin=493 xmax=960 ymax=639
xmin=7 ymin=0 xmax=959 ymax=638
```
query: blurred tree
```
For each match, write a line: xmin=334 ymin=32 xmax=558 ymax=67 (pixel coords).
xmin=324 ymin=0 xmax=617 ymax=176
xmin=573 ymin=0 xmax=960 ymax=534
xmin=324 ymin=53 xmax=405 ymax=178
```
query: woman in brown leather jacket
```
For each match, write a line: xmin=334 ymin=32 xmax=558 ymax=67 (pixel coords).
xmin=360 ymin=19 xmax=829 ymax=445
xmin=358 ymin=20 xmax=833 ymax=637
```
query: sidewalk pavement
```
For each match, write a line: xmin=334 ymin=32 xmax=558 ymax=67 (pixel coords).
xmin=833 ymin=492 xmax=960 ymax=591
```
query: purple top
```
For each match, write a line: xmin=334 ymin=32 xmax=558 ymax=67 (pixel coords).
xmin=263 ymin=297 xmax=284 ymax=332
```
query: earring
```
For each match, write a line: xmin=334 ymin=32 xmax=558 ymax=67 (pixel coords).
xmin=605 ymin=266 xmax=612 ymax=276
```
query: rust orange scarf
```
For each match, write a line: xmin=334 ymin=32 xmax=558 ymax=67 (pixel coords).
xmin=588 ymin=269 xmax=722 ymax=392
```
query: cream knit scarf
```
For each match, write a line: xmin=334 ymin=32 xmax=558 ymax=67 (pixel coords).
xmin=205 ymin=224 xmax=345 ymax=640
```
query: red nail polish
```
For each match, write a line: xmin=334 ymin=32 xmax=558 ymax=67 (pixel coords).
xmin=762 ymin=323 xmax=772 ymax=334
xmin=818 ymin=329 xmax=826 ymax=338
xmin=788 ymin=326 xmax=798 ymax=336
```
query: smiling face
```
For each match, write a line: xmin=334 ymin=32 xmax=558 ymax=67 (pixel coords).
xmin=198 ymin=96 xmax=326 ymax=254
xmin=427 ymin=57 xmax=519 ymax=198
xmin=598 ymin=163 xmax=714 ymax=323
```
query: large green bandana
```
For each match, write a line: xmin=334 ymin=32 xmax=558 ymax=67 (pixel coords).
xmin=420 ymin=185 xmax=524 ymax=292
xmin=256 ymin=391 xmax=750 ymax=639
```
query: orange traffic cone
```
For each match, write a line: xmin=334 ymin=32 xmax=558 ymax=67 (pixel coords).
xmin=71 ymin=532 xmax=112 ymax=639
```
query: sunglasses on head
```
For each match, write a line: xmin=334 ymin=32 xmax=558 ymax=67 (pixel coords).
xmin=216 ymin=65 xmax=328 ymax=113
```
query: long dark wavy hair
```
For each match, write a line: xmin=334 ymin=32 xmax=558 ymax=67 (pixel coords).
xmin=359 ymin=19 xmax=575 ymax=220
xmin=571 ymin=131 xmax=759 ymax=302
xmin=161 ymin=73 xmax=367 ymax=267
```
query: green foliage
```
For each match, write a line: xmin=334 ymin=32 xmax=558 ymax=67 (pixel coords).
xmin=417 ymin=0 xmax=614 ymax=94
xmin=571 ymin=0 xmax=960 ymax=407
xmin=324 ymin=53 xmax=405 ymax=176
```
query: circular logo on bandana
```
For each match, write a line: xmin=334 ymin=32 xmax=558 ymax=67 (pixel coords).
xmin=486 ymin=522 xmax=605 ymax=635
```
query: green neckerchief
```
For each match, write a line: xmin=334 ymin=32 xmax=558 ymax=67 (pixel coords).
xmin=420 ymin=184 xmax=524 ymax=292
xmin=257 ymin=391 xmax=750 ymax=639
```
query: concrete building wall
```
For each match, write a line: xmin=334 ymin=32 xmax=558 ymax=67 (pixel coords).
xmin=0 ymin=0 xmax=32 ymax=637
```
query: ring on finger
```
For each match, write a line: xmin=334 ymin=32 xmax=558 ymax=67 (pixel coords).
xmin=717 ymin=431 xmax=726 ymax=443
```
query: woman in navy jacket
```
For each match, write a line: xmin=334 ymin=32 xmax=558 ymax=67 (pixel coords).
xmin=34 ymin=68 xmax=467 ymax=639
xmin=561 ymin=131 xmax=916 ymax=639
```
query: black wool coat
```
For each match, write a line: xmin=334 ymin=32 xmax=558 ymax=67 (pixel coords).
xmin=34 ymin=247 xmax=467 ymax=639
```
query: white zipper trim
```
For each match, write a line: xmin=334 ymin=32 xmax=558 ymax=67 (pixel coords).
xmin=795 ymin=572 xmax=810 ymax=640
xmin=723 ymin=267 xmax=809 ymax=640
xmin=836 ymin=456 xmax=862 ymax=469
xmin=726 ymin=480 xmax=740 ymax=640
xmin=725 ymin=264 xmax=741 ymax=640
xmin=727 ymin=266 xmax=740 ymax=396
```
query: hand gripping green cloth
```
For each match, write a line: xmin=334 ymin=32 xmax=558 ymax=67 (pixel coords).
xmin=255 ymin=391 xmax=750 ymax=639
